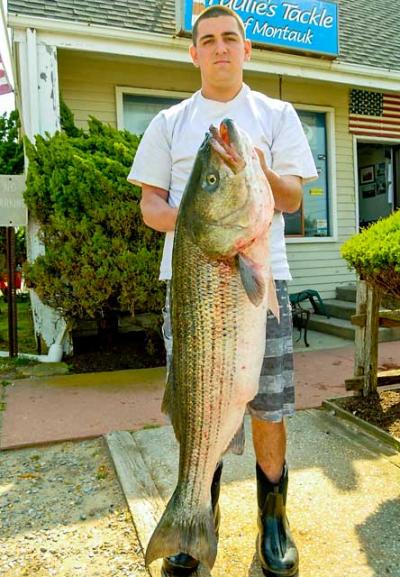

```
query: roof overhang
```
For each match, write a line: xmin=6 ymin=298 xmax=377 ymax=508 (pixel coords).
xmin=9 ymin=13 xmax=400 ymax=93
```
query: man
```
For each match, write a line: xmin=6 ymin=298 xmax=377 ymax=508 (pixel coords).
xmin=128 ymin=6 xmax=318 ymax=577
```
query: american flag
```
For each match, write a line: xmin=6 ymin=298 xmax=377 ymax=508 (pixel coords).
xmin=349 ymin=89 xmax=400 ymax=139
xmin=0 ymin=51 xmax=12 ymax=95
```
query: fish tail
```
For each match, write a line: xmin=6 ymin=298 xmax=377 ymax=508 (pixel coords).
xmin=145 ymin=488 xmax=217 ymax=569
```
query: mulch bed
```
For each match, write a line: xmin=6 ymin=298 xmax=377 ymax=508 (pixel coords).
xmin=65 ymin=330 xmax=166 ymax=374
xmin=335 ymin=389 xmax=400 ymax=440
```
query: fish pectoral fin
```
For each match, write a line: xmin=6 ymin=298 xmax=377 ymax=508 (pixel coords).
xmin=268 ymin=275 xmax=280 ymax=322
xmin=225 ymin=420 xmax=246 ymax=455
xmin=237 ymin=253 xmax=265 ymax=307
xmin=162 ymin=367 xmax=181 ymax=443
xmin=145 ymin=490 xmax=217 ymax=570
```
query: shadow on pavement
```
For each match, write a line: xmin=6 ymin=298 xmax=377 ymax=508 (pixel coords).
xmin=356 ymin=497 xmax=400 ymax=577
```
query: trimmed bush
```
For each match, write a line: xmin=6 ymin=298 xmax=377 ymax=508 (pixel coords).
xmin=341 ymin=210 xmax=400 ymax=298
xmin=23 ymin=106 xmax=165 ymax=325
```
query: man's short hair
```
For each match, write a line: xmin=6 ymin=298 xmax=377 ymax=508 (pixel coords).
xmin=192 ymin=6 xmax=246 ymax=46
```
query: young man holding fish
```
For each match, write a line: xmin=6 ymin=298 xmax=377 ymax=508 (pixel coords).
xmin=129 ymin=6 xmax=318 ymax=577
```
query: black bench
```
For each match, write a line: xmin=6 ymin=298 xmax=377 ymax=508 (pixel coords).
xmin=289 ymin=289 xmax=329 ymax=347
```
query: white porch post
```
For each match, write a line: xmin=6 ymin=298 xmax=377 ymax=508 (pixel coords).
xmin=18 ymin=29 xmax=70 ymax=353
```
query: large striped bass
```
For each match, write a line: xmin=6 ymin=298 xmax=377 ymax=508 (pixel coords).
xmin=145 ymin=118 xmax=278 ymax=570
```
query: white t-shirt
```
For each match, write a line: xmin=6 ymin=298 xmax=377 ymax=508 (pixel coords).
xmin=128 ymin=84 xmax=318 ymax=280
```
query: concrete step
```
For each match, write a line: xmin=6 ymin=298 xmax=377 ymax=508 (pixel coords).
xmin=335 ymin=284 xmax=357 ymax=303
xmin=308 ymin=316 xmax=354 ymax=340
xmin=308 ymin=314 xmax=400 ymax=342
xmin=323 ymin=299 xmax=356 ymax=321
xmin=335 ymin=284 xmax=400 ymax=309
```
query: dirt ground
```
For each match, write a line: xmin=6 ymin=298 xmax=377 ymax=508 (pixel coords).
xmin=0 ymin=437 xmax=148 ymax=577
xmin=335 ymin=389 xmax=400 ymax=439
xmin=65 ymin=331 xmax=165 ymax=374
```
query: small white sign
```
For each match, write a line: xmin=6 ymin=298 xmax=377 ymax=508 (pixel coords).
xmin=0 ymin=174 xmax=27 ymax=226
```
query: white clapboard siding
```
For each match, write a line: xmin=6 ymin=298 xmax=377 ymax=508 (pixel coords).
xmin=58 ymin=51 xmax=357 ymax=299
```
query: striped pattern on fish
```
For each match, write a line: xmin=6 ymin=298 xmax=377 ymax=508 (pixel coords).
xmin=145 ymin=118 xmax=277 ymax=570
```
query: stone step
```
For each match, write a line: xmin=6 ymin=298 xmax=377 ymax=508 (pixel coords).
xmin=323 ymin=299 xmax=356 ymax=321
xmin=335 ymin=284 xmax=357 ymax=303
xmin=335 ymin=284 xmax=400 ymax=309
xmin=308 ymin=315 xmax=400 ymax=342
xmin=308 ymin=316 xmax=354 ymax=340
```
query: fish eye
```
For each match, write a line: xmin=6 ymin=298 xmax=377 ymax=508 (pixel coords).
xmin=203 ymin=171 xmax=219 ymax=192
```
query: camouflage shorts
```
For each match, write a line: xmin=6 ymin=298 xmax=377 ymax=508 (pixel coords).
xmin=162 ymin=280 xmax=295 ymax=423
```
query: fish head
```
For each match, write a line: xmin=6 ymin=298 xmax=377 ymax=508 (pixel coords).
xmin=182 ymin=118 xmax=274 ymax=260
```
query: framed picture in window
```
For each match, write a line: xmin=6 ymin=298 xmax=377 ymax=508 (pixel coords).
xmin=361 ymin=183 xmax=376 ymax=198
xmin=360 ymin=166 xmax=375 ymax=184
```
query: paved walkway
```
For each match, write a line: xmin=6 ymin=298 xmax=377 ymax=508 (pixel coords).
xmin=1 ymin=338 xmax=399 ymax=450
xmin=1 ymin=334 xmax=399 ymax=576
xmin=106 ymin=411 xmax=400 ymax=577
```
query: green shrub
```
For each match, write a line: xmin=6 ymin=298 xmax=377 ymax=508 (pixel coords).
xmin=23 ymin=106 xmax=165 ymax=325
xmin=341 ymin=210 xmax=400 ymax=297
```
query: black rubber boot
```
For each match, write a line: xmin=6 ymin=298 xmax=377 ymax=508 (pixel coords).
xmin=256 ymin=462 xmax=299 ymax=577
xmin=161 ymin=461 xmax=223 ymax=576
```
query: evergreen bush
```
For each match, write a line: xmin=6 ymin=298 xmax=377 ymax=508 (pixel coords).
xmin=23 ymin=104 xmax=165 ymax=325
xmin=341 ymin=210 xmax=400 ymax=298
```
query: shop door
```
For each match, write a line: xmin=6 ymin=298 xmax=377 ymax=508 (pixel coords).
xmin=357 ymin=143 xmax=397 ymax=229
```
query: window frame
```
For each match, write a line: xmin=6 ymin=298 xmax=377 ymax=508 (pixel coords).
xmin=115 ymin=86 xmax=193 ymax=132
xmin=288 ymin=104 xmax=337 ymax=243
xmin=117 ymin=88 xmax=337 ymax=243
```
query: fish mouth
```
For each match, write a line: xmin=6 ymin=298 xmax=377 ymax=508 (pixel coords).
xmin=209 ymin=119 xmax=246 ymax=174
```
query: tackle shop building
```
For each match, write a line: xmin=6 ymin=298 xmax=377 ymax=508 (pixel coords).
xmin=7 ymin=0 xmax=400 ymax=343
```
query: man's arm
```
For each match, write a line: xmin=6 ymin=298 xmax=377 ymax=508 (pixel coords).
xmin=255 ymin=148 xmax=302 ymax=214
xmin=140 ymin=184 xmax=178 ymax=232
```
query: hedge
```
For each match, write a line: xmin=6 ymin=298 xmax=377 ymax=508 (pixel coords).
xmin=23 ymin=101 xmax=165 ymax=325
xmin=341 ymin=210 xmax=400 ymax=298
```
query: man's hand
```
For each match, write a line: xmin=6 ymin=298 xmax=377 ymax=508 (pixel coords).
xmin=255 ymin=147 xmax=303 ymax=214
xmin=140 ymin=184 xmax=178 ymax=232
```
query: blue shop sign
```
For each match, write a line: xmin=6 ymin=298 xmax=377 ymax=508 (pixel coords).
xmin=179 ymin=0 xmax=339 ymax=57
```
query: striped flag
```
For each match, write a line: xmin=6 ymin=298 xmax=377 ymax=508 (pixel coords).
xmin=0 ymin=51 xmax=12 ymax=95
xmin=349 ymin=89 xmax=400 ymax=139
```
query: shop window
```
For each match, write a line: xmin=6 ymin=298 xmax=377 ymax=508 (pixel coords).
xmin=122 ymin=94 xmax=182 ymax=135
xmin=284 ymin=110 xmax=330 ymax=238
xmin=121 ymin=93 xmax=332 ymax=239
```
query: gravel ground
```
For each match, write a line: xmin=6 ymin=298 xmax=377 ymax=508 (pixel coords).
xmin=0 ymin=437 xmax=149 ymax=577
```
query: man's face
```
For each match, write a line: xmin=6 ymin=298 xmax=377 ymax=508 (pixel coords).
xmin=189 ymin=16 xmax=251 ymax=86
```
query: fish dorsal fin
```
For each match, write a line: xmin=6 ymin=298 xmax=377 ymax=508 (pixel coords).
xmin=237 ymin=253 xmax=265 ymax=306
xmin=268 ymin=274 xmax=280 ymax=322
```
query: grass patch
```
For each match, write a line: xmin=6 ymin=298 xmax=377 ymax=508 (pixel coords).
xmin=0 ymin=355 xmax=40 ymax=380
xmin=141 ymin=423 xmax=162 ymax=430
xmin=0 ymin=298 xmax=37 ymax=353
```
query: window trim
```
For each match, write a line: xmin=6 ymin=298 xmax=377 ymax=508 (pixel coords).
xmin=288 ymin=104 xmax=337 ymax=243
xmin=115 ymin=86 xmax=193 ymax=131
